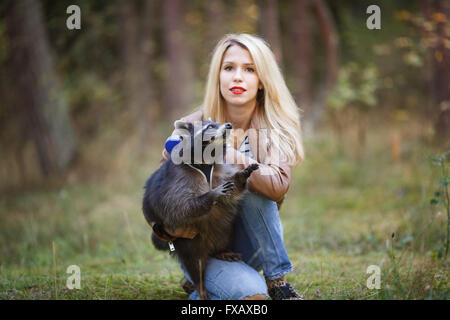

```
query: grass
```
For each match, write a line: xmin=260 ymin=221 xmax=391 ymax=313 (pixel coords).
xmin=0 ymin=120 xmax=448 ymax=300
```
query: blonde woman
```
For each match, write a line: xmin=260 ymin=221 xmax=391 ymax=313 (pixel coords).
xmin=158 ymin=34 xmax=304 ymax=300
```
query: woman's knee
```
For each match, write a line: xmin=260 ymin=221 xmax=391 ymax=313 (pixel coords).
xmin=229 ymin=284 xmax=268 ymax=300
xmin=227 ymin=272 xmax=268 ymax=300
xmin=192 ymin=259 xmax=268 ymax=300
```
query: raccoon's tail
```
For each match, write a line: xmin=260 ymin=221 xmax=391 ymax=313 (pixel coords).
xmin=151 ymin=233 xmax=170 ymax=251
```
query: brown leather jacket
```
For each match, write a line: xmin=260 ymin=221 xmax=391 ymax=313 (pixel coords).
xmin=159 ymin=108 xmax=293 ymax=209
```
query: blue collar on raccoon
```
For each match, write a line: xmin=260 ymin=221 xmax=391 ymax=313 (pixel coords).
xmin=185 ymin=163 xmax=214 ymax=188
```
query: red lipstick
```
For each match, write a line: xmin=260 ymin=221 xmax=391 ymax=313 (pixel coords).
xmin=230 ymin=86 xmax=246 ymax=95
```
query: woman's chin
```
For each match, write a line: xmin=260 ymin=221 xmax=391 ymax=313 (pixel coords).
xmin=223 ymin=97 xmax=255 ymax=107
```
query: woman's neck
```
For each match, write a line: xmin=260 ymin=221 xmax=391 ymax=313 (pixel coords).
xmin=224 ymin=101 xmax=257 ymax=131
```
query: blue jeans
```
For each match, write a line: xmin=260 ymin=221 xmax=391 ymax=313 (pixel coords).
xmin=180 ymin=190 xmax=294 ymax=300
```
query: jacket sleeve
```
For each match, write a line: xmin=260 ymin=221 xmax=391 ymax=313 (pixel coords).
xmin=226 ymin=147 xmax=291 ymax=205
xmin=248 ymin=161 xmax=292 ymax=204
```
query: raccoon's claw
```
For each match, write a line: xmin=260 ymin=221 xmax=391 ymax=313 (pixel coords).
xmin=213 ymin=181 xmax=235 ymax=196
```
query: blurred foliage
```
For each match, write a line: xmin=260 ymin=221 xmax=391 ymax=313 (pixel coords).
xmin=328 ymin=0 xmax=424 ymax=113
xmin=0 ymin=1 xmax=449 ymax=300
xmin=1 ymin=0 xmax=446 ymax=189
xmin=328 ymin=62 xmax=379 ymax=112
xmin=428 ymin=150 xmax=450 ymax=259
xmin=1 ymin=120 xmax=448 ymax=299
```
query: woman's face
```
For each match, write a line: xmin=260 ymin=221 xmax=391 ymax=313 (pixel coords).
xmin=219 ymin=45 xmax=262 ymax=109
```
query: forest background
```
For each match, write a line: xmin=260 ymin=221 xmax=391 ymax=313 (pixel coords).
xmin=0 ymin=0 xmax=449 ymax=299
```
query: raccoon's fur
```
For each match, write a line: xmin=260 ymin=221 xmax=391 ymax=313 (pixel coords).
xmin=142 ymin=119 xmax=259 ymax=299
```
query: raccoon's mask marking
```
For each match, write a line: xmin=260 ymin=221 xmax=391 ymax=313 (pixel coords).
xmin=173 ymin=119 xmax=232 ymax=188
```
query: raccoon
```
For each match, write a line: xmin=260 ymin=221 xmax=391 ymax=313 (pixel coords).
xmin=142 ymin=119 xmax=259 ymax=299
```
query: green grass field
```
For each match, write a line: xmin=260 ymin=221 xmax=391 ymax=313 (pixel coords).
xmin=0 ymin=123 xmax=448 ymax=300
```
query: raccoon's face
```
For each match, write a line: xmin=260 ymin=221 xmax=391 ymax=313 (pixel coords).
xmin=174 ymin=119 xmax=232 ymax=164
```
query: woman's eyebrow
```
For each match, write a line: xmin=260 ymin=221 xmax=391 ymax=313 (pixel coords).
xmin=222 ymin=61 xmax=255 ymax=65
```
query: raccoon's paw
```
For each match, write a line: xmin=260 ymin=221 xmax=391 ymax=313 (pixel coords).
xmin=245 ymin=163 xmax=259 ymax=175
xmin=215 ymin=252 xmax=242 ymax=262
xmin=213 ymin=181 xmax=235 ymax=197
xmin=233 ymin=164 xmax=259 ymax=190
xmin=239 ymin=163 xmax=259 ymax=179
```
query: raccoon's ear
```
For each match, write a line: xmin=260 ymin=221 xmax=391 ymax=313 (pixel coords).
xmin=174 ymin=120 xmax=191 ymax=130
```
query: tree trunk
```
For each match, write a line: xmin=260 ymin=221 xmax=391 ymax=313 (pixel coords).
xmin=5 ymin=0 xmax=77 ymax=177
xmin=118 ymin=0 xmax=157 ymax=143
xmin=290 ymin=0 xmax=313 ymax=113
xmin=141 ymin=0 xmax=160 ymax=128
xmin=420 ymin=0 xmax=450 ymax=144
xmin=289 ymin=0 xmax=338 ymax=132
xmin=162 ymin=0 xmax=195 ymax=120
xmin=430 ymin=1 xmax=450 ymax=105
xmin=205 ymin=0 xmax=226 ymax=52
xmin=309 ymin=0 xmax=339 ymax=128
xmin=257 ymin=0 xmax=283 ymax=64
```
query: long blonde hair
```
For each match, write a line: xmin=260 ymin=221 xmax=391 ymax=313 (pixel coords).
xmin=201 ymin=33 xmax=304 ymax=166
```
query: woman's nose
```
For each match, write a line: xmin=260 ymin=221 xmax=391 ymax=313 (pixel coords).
xmin=232 ymin=68 xmax=243 ymax=81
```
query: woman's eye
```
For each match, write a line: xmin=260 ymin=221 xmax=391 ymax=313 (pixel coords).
xmin=224 ymin=66 xmax=232 ymax=71
xmin=246 ymin=67 xmax=255 ymax=72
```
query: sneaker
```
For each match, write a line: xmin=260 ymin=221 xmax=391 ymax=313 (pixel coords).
xmin=180 ymin=276 xmax=195 ymax=295
xmin=268 ymin=281 xmax=304 ymax=300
